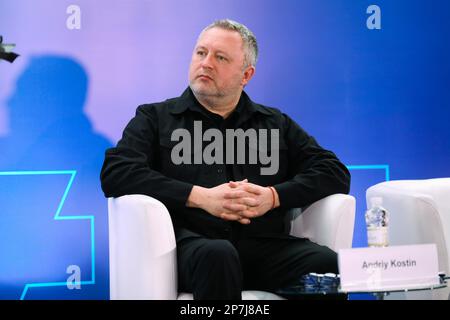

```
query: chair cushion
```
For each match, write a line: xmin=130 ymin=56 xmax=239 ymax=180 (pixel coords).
xmin=177 ymin=290 xmax=285 ymax=300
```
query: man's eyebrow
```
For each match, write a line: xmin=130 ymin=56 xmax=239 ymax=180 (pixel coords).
xmin=215 ymin=50 xmax=230 ymax=57
xmin=195 ymin=45 xmax=231 ymax=57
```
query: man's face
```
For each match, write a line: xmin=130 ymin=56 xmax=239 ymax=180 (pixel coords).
xmin=189 ymin=27 xmax=254 ymax=100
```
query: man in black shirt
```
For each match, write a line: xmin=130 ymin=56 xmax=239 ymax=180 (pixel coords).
xmin=100 ymin=19 xmax=350 ymax=300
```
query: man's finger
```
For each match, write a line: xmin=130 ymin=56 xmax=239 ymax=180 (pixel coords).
xmin=229 ymin=179 xmax=248 ymax=188
xmin=242 ymin=197 xmax=259 ymax=207
xmin=238 ymin=218 xmax=251 ymax=225
xmin=223 ymin=198 xmax=259 ymax=213
xmin=239 ymin=209 xmax=260 ymax=219
xmin=243 ymin=184 xmax=262 ymax=195
xmin=224 ymin=190 xmax=252 ymax=199
xmin=220 ymin=212 xmax=243 ymax=221
xmin=229 ymin=181 xmax=239 ymax=188
xmin=220 ymin=212 xmax=251 ymax=224
xmin=223 ymin=201 xmax=248 ymax=212
xmin=232 ymin=197 xmax=259 ymax=207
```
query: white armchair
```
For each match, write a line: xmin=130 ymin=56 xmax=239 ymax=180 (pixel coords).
xmin=366 ymin=178 xmax=450 ymax=300
xmin=108 ymin=193 xmax=356 ymax=300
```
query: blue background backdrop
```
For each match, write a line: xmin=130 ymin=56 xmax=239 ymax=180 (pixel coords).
xmin=1 ymin=0 xmax=449 ymax=299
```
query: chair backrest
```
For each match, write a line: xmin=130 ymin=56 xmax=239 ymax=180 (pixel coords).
xmin=367 ymin=179 xmax=450 ymax=300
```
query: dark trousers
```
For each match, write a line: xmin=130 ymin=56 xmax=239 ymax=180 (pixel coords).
xmin=177 ymin=235 xmax=338 ymax=300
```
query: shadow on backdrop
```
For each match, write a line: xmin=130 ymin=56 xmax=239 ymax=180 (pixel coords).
xmin=0 ymin=56 xmax=111 ymax=299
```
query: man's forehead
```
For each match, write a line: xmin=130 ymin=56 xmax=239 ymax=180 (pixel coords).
xmin=196 ymin=28 xmax=243 ymax=51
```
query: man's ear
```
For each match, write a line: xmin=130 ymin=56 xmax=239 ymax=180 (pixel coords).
xmin=241 ymin=65 xmax=255 ymax=86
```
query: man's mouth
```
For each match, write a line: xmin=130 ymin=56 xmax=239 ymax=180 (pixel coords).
xmin=197 ymin=74 xmax=213 ymax=81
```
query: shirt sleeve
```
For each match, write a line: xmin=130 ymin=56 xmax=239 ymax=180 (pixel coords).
xmin=100 ymin=104 xmax=194 ymax=209
xmin=272 ymin=114 xmax=350 ymax=209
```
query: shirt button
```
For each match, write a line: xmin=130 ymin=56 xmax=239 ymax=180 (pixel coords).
xmin=217 ymin=168 xmax=223 ymax=174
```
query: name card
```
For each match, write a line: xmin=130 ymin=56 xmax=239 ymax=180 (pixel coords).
xmin=338 ymin=244 xmax=440 ymax=292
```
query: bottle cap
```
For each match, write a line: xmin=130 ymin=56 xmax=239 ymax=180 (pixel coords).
xmin=370 ymin=197 xmax=383 ymax=207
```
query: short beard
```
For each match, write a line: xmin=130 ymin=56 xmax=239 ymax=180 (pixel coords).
xmin=190 ymin=81 xmax=225 ymax=98
xmin=190 ymin=83 xmax=234 ymax=110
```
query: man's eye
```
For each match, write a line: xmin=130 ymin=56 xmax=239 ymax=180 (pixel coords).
xmin=217 ymin=56 xmax=227 ymax=61
xmin=197 ymin=51 xmax=205 ymax=56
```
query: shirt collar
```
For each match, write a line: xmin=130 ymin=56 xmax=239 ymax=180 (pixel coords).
xmin=169 ymin=87 xmax=272 ymax=117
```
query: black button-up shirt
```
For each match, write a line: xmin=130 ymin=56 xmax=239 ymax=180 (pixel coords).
xmin=100 ymin=87 xmax=350 ymax=241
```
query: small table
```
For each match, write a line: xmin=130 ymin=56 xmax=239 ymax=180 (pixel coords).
xmin=345 ymin=281 xmax=448 ymax=300
xmin=275 ymin=275 xmax=448 ymax=300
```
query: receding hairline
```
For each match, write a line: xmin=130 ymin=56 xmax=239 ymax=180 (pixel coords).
xmin=196 ymin=27 xmax=245 ymax=48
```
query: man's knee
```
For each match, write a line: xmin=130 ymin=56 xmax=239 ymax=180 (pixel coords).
xmin=196 ymin=239 xmax=240 ymax=266
xmin=310 ymin=247 xmax=339 ymax=274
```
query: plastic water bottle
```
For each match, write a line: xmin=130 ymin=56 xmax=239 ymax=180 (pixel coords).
xmin=365 ymin=197 xmax=389 ymax=247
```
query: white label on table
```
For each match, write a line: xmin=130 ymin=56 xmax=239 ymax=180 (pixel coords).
xmin=338 ymin=244 xmax=440 ymax=292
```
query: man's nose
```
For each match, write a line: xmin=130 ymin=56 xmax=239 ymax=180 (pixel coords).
xmin=200 ymin=53 xmax=214 ymax=69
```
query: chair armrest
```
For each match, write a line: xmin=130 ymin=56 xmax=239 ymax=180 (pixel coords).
xmin=289 ymin=194 xmax=356 ymax=251
xmin=108 ymin=194 xmax=177 ymax=300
